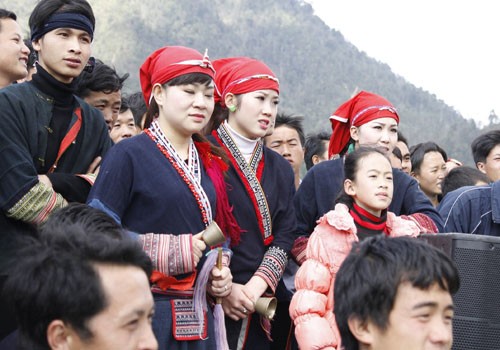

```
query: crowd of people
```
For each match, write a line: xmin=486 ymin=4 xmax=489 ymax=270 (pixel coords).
xmin=1 ymin=0 xmax=499 ymax=349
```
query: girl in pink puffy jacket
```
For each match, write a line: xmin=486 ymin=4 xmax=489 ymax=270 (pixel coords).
xmin=289 ymin=147 xmax=437 ymax=350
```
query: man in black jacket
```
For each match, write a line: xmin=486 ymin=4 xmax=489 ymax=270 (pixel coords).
xmin=0 ymin=0 xmax=112 ymax=340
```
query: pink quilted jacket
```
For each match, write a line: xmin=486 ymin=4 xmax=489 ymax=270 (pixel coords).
xmin=289 ymin=203 xmax=430 ymax=350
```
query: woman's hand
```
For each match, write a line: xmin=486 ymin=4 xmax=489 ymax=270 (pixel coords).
xmin=208 ymin=265 xmax=232 ymax=298
xmin=221 ymin=283 xmax=256 ymax=321
xmin=191 ymin=232 xmax=207 ymax=266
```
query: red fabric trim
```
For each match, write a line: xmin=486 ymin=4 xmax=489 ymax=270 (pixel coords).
xmin=213 ymin=131 xmax=269 ymax=246
xmin=48 ymin=107 xmax=82 ymax=173
xmin=150 ymin=270 xmax=197 ymax=291
xmin=194 ymin=140 xmax=241 ymax=246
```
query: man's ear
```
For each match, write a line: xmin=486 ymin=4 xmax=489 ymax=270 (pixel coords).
xmin=347 ymin=316 xmax=376 ymax=346
xmin=476 ymin=162 xmax=487 ymax=174
xmin=32 ymin=38 xmax=41 ymax=52
xmin=312 ymin=154 xmax=320 ymax=165
xmin=344 ymin=179 xmax=356 ymax=197
xmin=46 ymin=320 xmax=72 ymax=350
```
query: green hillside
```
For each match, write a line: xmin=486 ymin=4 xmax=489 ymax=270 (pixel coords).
xmin=5 ymin=0 xmax=494 ymax=164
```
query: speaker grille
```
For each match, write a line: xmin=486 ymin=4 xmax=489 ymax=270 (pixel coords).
xmin=453 ymin=318 xmax=500 ymax=350
xmin=420 ymin=234 xmax=500 ymax=350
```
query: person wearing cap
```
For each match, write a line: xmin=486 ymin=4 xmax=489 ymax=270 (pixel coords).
xmin=88 ymin=46 xmax=238 ymax=350
xmin=0 ymin=0 xmax=112 ymax=341
xmin=293 ymin=91 xmax=443 ymax=253
xmin=209 ymin=57 xmax=297 ymax=349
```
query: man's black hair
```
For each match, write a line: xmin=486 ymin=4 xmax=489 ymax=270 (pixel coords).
xmin=74 ymin=59 xmax=129 ymax=98
xmin=304 ymin=131 xmax=331 ymax=170
xmin=0 ymin=9 xmax=17 ymax=25
xmin=334 ymin=235 xmax=459 ymax=350
xmin=392 ymin=146 xmax=402 ymax=162
xmin=124 ymin=91 xmax=147 ymax=127
xmin=5 ymin=204 xmax=151 ymax=350
xmin=270 ymin=112 xmax=305 ymax=147
xmin=441 ymin=166 xmax=490 ymax=198
xmin=471 ymin=130 xmax=500 ymax=165
xmin=397 ymin=131 xmax=408 ymax=146
xmin=24 ymin=39 xmax=37 ymax=68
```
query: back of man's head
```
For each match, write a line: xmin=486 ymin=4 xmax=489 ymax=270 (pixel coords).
xmin=441 ymin=166 xmax=490 ymax=198
xmin=334 ymin=236 xmax=459 ymax=350
xmin=125 ymin=91 xmax=147 ymax=130
xmin=74 ymin=59 xmax=128 ymax=98
xmin=304 ymin=131 xmax=331 ymax=170
xmin=5 ymin=205 xmax=152 ymax=349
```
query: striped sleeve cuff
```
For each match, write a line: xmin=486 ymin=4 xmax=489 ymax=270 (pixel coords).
xmin=254 ymin=246 xmax=288 ymax=292
xmin=140 ymin=233 xmax=195 ymax=276
xmin=6 ymin=181 xmax=67 ymax=224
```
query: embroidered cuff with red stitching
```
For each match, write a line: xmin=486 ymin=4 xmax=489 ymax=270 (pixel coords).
xmin=254 ymin=246 xmax=288 ymax=292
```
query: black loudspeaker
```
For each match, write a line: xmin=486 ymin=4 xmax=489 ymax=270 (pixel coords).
xmin=419 ymin=233 xmax=500 ymax=350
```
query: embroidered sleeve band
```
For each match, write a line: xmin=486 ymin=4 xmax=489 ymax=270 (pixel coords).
xmin=140 ymin=233 xmax=195 ymax=276
xmin=6 ymin=181 xmax=67 ymax=224
xmin=254 ymin=245 xmax=288 ymax=292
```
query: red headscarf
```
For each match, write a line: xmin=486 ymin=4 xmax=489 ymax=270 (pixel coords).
xmin=212 ymin=57 xmax=279 ymax=107
xmin=139 ymin=46 xmax=216 ymax=106
xmin=328 ymin=91 xmax=400 ymax=158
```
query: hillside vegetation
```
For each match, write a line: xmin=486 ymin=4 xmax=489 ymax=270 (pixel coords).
xmin=5 ymin=0 xmax=495 ymax=164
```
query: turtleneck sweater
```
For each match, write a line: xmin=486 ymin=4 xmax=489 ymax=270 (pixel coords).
xmin=224 ymin=120 xmax=259 ymax=163
xmin=30 ymin=64 xmax=91 ymax=202
xmin=349 ymin=202 xmax=388 ymax=241
xmin=31 ymin=64 xmax=77 ymax=173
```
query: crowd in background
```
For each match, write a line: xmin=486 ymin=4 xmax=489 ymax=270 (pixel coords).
xmin=1 ymin=1 xmax=499 ymax=350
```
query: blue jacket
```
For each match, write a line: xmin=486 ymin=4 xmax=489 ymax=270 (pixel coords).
xmin=294 ymin=157 xmax=445 ymax=236
xmin=438 ymin=181 xmax=500 ymax=236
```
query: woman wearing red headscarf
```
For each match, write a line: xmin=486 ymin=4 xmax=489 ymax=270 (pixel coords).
xmin=208 ymin=57 xmax=297 ymax=349
xmin=88 ymin=46 xmax=239 ymax=350
xmin=293 ymin=91 xmax=443 ymax=259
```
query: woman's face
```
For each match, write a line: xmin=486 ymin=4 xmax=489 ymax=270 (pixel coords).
xmin=227 ymin=89 xmax=279 ymax=140
xmin=350 ymin=117 xmax=398 ymax=155
xmin=412 ymin=151 xmax=447 ymax=200
xmin=344 ymin=152 xmax=394 ymax=217
xmin=154 ymin=81 xmax=214 ymax=138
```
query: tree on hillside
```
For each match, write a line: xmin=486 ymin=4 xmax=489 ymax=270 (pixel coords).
xmin=488 ymin=109 xmax=498 ymax=125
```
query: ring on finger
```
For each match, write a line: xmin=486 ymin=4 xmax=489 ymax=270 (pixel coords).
xmin=242 ymin=307 xmax=247 ymax=314
xmin=224 ymin=285 xmax=228 ymax=291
